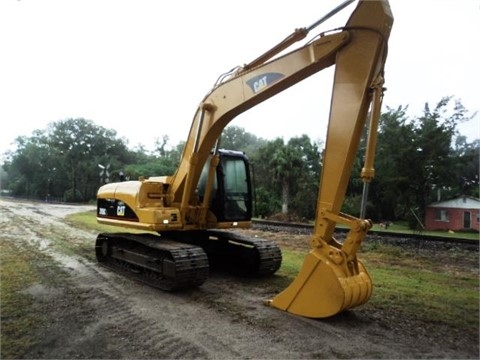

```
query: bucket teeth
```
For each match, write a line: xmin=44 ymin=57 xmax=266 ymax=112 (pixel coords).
xmin=266 ymin=250 xmax=372 ymax=318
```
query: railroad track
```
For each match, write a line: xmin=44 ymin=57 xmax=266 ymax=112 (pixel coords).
xmin=251 ymin=219 xmax=479 ymax=251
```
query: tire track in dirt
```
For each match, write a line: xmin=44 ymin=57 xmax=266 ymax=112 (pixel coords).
xmin=1 ymin=200 xmax=211 ymax=359
xmin=79 ymin=290 xmax=210 ymax=359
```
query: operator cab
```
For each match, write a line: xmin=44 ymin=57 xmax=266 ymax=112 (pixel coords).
xmin=197 ymin=149 xmax=252 ymax=222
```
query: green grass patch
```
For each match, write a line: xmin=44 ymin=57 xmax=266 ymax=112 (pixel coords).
xmin=278 ymin=250 xmax=304 ymax=277
xmin=64 ymin=210 xmax=147 ymax=261
xmin=361 ymin=244 xmax=479 ymax=329
xmin=65 ymin=209 xmax=119 ymax=232
xmin=277 ymin=244 xmax=478 ymax=330
xmin=65 ymin=210 xmax=151 ymax=234
xmin=369 ymin=222 xmax=479 ymax=241
xmin=0 ymin=240 xmax=45 ymax=359
xmin=332 ymin=220 xmax=479 ymax=241
xmin=367 ymin=265 xmax=478 ymax=329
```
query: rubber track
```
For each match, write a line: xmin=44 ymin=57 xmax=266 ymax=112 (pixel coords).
xmin=95 ymin=233 xmax=209 ymax=291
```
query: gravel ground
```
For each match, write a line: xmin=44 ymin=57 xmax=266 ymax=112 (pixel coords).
xmin=0 ymin=198 xmax=478 ymax=359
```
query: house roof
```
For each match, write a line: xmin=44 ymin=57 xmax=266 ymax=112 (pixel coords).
xmin=427 ymin=196 xmax=480 ymax=209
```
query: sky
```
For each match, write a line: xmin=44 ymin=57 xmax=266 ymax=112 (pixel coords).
xmin=1 ymin=0 xmax=479 ymax=159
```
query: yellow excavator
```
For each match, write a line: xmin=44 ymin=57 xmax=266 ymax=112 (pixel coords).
xmin=96 ymin=0 xmax=393 ymax=318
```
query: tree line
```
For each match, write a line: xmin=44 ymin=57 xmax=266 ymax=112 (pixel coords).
xmin=1 ymin=97 xmax=478 ymax=228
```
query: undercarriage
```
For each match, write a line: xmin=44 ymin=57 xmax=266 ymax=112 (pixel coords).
xmin=95 ymin=230 xmax=282 ymax=291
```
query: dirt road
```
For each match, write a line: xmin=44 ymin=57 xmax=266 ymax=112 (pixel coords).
xmin=0 ymin=199 xmax=477 ymax=359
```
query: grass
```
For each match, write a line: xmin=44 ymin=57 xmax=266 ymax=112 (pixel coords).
xmin=0 ymin=210 xmax=112 ymax=359
xmin=277 ymin=250 xmax=304 ymax=277
xmin=369 ymin=221 xmax=479 ymax=241
xmin=361 ymin=243 xmax=479 ymax=328
xmin=65 ymin=209 xmax=153 ymax=235
xmin=367 ymin=265 xmax=478 ymax=329
xmin=65 ymin=209 xmax=118 ymax=232
xmin=275 ymin=244 xmax=479 ymax=330
xmin=0 ymin=240 xmax=50 ymax=358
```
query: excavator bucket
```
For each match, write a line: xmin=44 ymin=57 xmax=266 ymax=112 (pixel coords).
xmin=267 ymin=248 xmax=372 ymax=318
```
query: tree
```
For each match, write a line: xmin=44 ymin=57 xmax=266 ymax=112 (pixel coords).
xmin=407 ymin=98 xmax=471 ymax=227
xmin=288 ymin=135 xmax=322 ymax=219
xmin=252 ymin=135 xmax=321 ymax=219
xmin=3 ymin=131 xmax=56 ymax=199
xmin=48 ymin=118 xmax=133 ymax=201
xmin=251 ymin=138 xmax=284 ymax=217
xmin=4 ymin=118 xmax=132 ymax=202
xmin=220 ymin=125 xmax=267 ymax=154
xmin=372 ymin=105 xmax=418 ymax=221
xmin=371 ymin=97 xmax=476 ymax=228
xmin=450 ymin=136 xmax=479 ymax=198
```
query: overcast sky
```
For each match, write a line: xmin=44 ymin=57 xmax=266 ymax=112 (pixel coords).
xmin=1 ymin=0 xmax=479 ymax=158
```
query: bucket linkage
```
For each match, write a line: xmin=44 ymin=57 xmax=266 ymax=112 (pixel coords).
xmin=266 ymin=210 xmax=373 ymax=318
